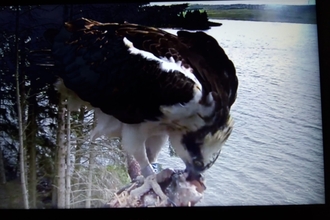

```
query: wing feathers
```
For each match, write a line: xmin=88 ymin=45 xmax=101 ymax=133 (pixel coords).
xmin=53 ymin=20 xmax=196 ymax=124
xmin=53 ymin=18 xmax=237 ymax=128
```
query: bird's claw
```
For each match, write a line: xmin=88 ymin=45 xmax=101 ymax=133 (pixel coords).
xmin=132 ymin=175 xmax=145 ymax=184
xmin=110 ymin=167 xmax=205 ymax=207
xmin=128 ymin=168 xmax=177 ymax=206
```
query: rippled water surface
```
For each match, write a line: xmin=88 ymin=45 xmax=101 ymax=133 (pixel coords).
xmin=158 ymin=20 xmax=324 ymax=206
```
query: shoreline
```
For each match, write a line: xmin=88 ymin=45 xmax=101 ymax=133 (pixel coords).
xmin=189 ymin=4 xmax=317 ymax=25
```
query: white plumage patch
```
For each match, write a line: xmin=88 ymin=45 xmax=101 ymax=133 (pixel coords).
xmin=159 ymin=57 xmax=202 ymax=90
xmin=124 ymin=37 xmax=159 ymax=61
xmin=160 ymin=85 xmax=202 ymax=119
xmin=123 ymin=37 xmax=202 ymax=89
xmin=123 ymin=37 xmax=213 ymax=126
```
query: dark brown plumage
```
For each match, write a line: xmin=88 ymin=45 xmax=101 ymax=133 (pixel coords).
xmin=53 ymin=18 xmax=199 ymax=124
xmin=52 ymin=18 xmax=237 ymax=127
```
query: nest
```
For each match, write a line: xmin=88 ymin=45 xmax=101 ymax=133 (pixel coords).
xmin=106 ymin=169 xmax=206 ymax=207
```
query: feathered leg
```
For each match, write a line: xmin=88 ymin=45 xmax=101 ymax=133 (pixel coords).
xmin=121 ymin=124 xmax=152 ymax=177
xmin=145 ymin=134 xmax=168 ymax=173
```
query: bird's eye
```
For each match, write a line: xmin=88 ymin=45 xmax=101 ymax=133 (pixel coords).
xmin=193 ymin=159 xmax=204 ymax=169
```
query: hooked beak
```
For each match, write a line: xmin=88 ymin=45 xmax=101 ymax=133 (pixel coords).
xmin=185 ymin=163 xmax=204 ymax=181
xmin=184 ymin=163 xmax=207 ymax=191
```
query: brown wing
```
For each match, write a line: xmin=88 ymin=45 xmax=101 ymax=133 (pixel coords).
xmin=113 ymin=21 xmax=238 ymax=109
xmin=114 ymin=22 xmax=191 ymax=68
xmin=177 ymin=31 xmax=238 ymax=108
xmin=52 ymin=18 xmax=196 ymax=124
xmin=53 ymin=17 xmax=237 ymax=128
xmin=115 ymin=22 xmax=238 ymax=132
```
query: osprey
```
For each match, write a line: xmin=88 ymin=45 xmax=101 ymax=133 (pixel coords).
xmin=51 ymin=18 xmax=238 ymax=185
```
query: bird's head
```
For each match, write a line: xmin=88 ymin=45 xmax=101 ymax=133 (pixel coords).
xmin=169 ymin=115 xmax=234 ymax=181
xmin=169 ymin=31 xmax=237 ymax=181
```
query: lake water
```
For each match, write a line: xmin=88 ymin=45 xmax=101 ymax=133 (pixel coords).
xmin=157 ymin=20 xmax=324 ymax=206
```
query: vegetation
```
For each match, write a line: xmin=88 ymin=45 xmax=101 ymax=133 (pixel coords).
xmin=189 ymin=4 xmax=317 ymax=24
xmin=138 ymin=4 xmax=221 ymax=29
xmin=0 ymin=4 xmax=145 ymax=209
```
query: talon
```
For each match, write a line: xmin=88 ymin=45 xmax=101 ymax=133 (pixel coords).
xmin=129 ymin=173 xmax=169 ymax=205
xmin=132 ymin=175 xmax=145 ymax=184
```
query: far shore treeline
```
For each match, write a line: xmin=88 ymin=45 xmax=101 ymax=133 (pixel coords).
xmin=189 ymin=4 xmax=316 ymax=24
